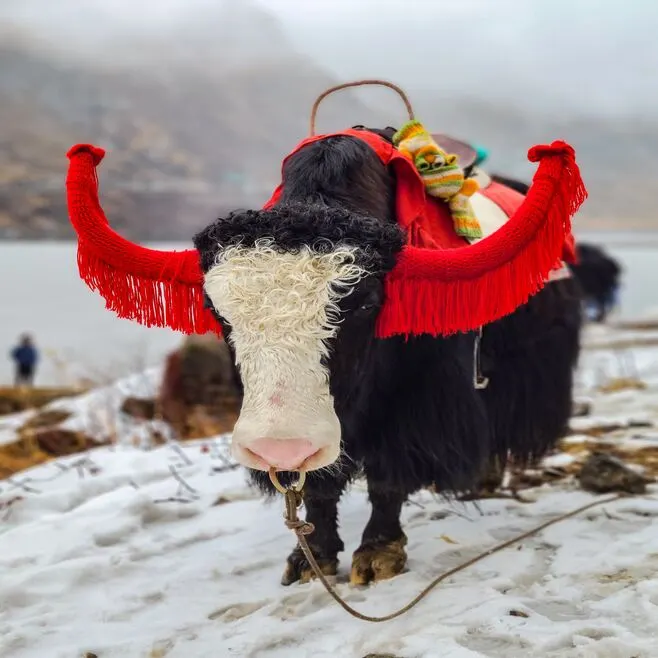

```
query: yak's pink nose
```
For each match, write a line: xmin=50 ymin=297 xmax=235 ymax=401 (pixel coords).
xmin=248 ymin=438 xmax=318 ymax=470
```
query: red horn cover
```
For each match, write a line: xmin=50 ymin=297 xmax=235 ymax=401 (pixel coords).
xmin=66 ymin=136 xmax=585 ymax=340
xmin=66 ymin=144 xmax=219 ymax=335
xmin=375 ymin=142 xmax=587 ymax=337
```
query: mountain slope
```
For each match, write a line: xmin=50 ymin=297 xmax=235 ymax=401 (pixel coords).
xmin=1 ymin=0 xmax=657 ymax=239
xmin=0 ymin=5 xmax=386 ymax=240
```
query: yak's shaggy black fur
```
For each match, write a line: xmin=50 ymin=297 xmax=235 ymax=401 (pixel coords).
xmin=570 ymin=243 xmax=622 ymax=322
xmin=194 ymin=130 xmax=583 ymax=584
xmin=194 ymin=202 xmax=405 ymax=277
xmin=490 ymin=173 xmax=533 ymax=196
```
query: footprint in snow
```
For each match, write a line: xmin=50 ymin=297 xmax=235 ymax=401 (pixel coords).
xmin=208 ymin=599 xmax=270 ymax=622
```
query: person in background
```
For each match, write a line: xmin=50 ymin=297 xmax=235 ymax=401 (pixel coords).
xmin=10 ymin=333 xmax=39 ymax=388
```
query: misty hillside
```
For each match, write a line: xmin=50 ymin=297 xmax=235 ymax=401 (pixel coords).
xmin=0 ymin=0 xmax=657 ymax=239
xmin=409 ymin=93 xmax=658 ymax=226
xmin=0 ymin=2 xmax=387 ymax=240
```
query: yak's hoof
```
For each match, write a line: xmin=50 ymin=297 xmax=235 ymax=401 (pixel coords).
xmin=350 ymin=535 xmax=408 ymax=586
xmin=281 ymin=545 xmax=338 ymax=586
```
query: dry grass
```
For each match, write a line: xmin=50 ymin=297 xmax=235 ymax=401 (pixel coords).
xmin=583 ymin=338 xmax=658 ymax=351
xmin=613 ymin=320 xmax=658 ymax=331
xmin=20 ymin=409 xmax=72 ymax=430
xmin=0 ymin=386 xmax=87 ymax=415
xmin=558 ymin=437 xmax=658 ymax=478
xmin=0 ymin=346 xmax=160 ymax=477
xmin=0 ymin=446 xmax=51 ymax=478
xmin=572 ymin=421 xmax=653 ymax=438
xmin=0 ymin=426 xmax=101 ymax=478
xmin=182 ymin=398 xmax=240 ymax=440
xmin=598 ymin=377 xmax=647 ymax=393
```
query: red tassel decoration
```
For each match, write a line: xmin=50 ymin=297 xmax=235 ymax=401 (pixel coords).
xmin=376 ymin=141 xmax=587 ymax=338
xmin=66 ymin=137 xmax=584 ymax=342
xmin=66 ymin=144 xmax=220 ymax=335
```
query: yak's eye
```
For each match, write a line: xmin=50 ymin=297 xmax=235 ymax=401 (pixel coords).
xmin=353 ymin=281 xmax=384 ymax=315
xmin=355 ymin=289 xmax=382 ymax=314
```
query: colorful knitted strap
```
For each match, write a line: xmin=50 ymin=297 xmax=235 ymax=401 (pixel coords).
xmin=393 ymin=120 xmax=482 ymax=239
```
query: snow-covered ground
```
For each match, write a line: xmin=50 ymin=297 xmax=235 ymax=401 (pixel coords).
xmin=0 ymin=367 xmax=166 ymax=449
xmin=3 ymin=325 xmax=658 ymax=658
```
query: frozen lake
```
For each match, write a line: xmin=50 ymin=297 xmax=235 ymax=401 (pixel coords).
xmin=0 ymin=231 xmax=657 ymax=385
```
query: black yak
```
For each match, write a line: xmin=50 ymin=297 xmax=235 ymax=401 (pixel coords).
xmin=65 ymin=118 xmax=585 ymax=587
xmin=569 ymin=243 xmax=622 ymax=322
xmin=491 ymin=175 xmax=622 ymax=322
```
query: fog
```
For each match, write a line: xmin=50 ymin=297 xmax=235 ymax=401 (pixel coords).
xmin=2 ymin=0 xmax=656 ymax=118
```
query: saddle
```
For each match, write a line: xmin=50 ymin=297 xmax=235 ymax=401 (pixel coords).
xmin=432 ymin=133 xmax=478 ymax=173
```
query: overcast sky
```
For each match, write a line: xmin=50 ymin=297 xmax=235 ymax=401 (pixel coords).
xmin=256 ymin=0 xmax=657 ymax=117
xmin=2 ymin=0 xmax=656 ymax=117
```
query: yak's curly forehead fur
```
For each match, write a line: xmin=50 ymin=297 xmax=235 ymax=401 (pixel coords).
xmin=203 ymin=239 xmax=366 ymax=354
xmin=193 ymin=202 xmax=405 ymax=276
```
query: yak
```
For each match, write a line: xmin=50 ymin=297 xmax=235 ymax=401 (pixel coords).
xmin=65 ymin=122 xmax=585 ymax=587
xmin=569 ymin=243 xmax=622 ymax=322
xmin=491 ymin=174 xmax=622 ymax=323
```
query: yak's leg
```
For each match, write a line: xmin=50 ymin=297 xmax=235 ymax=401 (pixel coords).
xmin=461 ymin=455 xmax=506 ymax=499
xmin=282 ymin=476 xmax=349 ymax=586
xmin=458 ymin=456 xmax=531 ymax=502
xmin=351 ymin=480 xmax=408 ymax=586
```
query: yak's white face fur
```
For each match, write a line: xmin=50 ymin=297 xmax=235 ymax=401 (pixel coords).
xmin=204 ymin=238 xmax=368 ymax=472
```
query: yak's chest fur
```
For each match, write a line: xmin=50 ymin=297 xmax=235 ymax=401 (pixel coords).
xmin=328 ymin=330 xmax=490 ymax=492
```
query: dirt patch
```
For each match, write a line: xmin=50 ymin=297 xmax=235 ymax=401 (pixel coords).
xmin=121 ymin=396 xmax=157 ymax=421
xmin=158 ymin=335 xmax=242 ymax=439
xmin=578 ymin=452 xmax=648 ymax=494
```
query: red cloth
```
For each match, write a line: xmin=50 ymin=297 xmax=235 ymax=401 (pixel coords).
xmin=264 ymin=129 xmax=465 ymax=250
xmin=264 ymin=130 xmax=577 ymax=262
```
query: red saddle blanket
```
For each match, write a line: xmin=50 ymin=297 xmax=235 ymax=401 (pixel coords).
xmin=264 ymin=128 xmax=577 ymax=265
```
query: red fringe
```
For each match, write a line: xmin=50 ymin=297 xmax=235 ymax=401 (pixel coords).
xmin=66 ymin=144 xmax=220 ymax=336
xmin=376 ymin=141 xmax=587 ymax=338
xmin=67 ymin=139 xmax=585 ymax=342
xmin=75 ymin=245 xmax=219 ymax=335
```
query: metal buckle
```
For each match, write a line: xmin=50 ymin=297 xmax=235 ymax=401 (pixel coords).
xmin=473 ymin=327 xmax=490 ymax=390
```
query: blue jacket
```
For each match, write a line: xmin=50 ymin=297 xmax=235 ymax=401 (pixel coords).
xmin=11 ymin=345 xmax=38 ymax=368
